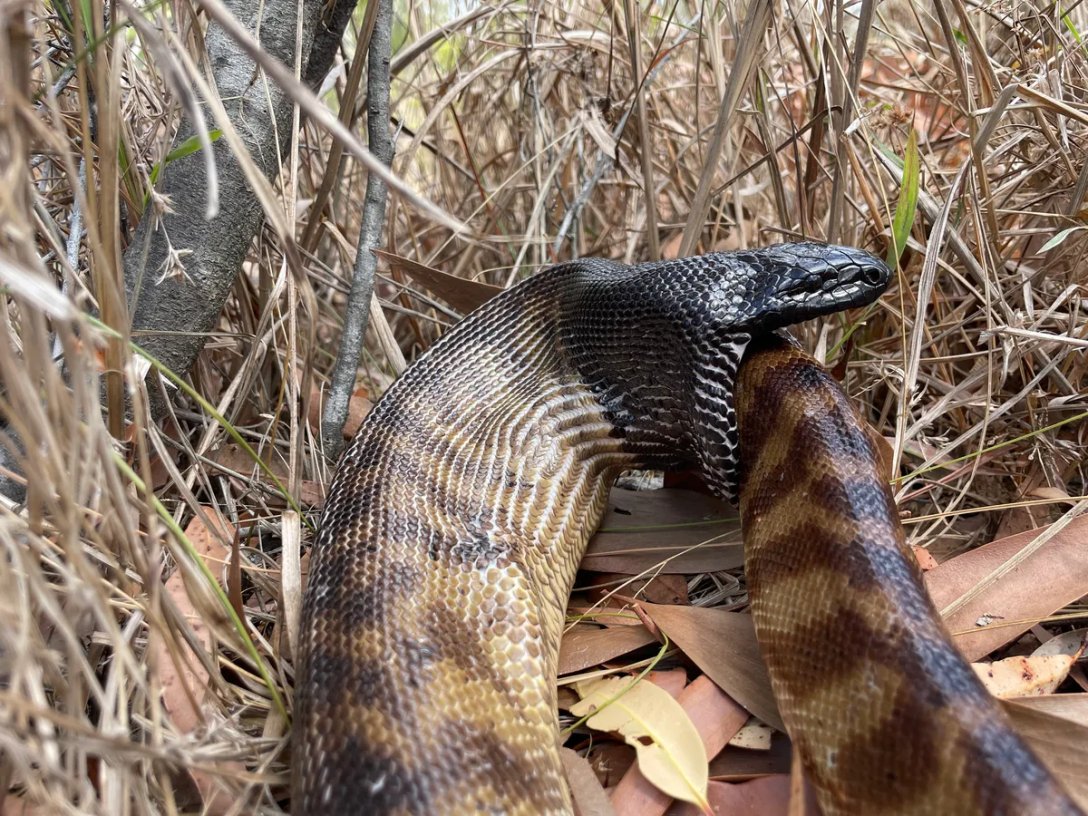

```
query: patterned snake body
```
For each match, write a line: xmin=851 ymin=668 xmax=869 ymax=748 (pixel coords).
xmin=294 ymin=244 xmax=1080 ymax=814
xmin=738 ymin=335 xmax=1081 ymax=815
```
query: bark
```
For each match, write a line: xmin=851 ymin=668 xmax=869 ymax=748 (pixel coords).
xmin=123 ymin=0 xmax=355 ymax=393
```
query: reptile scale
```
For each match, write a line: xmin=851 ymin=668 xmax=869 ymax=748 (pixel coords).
xmin=292 ymin=243 xmax=1082 ymax=815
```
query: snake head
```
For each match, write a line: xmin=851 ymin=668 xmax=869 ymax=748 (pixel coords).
xmin=708 ymin=242 xmax=892 ymax=333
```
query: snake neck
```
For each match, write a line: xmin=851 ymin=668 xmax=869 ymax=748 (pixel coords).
xmin=556 ymin=270 xmax=754 ymax=503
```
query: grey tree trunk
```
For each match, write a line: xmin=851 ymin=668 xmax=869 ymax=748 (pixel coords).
xmin=123 ymin=0 xmax=354 ymax=393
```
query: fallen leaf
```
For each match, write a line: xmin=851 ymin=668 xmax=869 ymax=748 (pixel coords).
xmin=646 ymin=668 xmax=690 ymax=699
xmin=586 ymin=741 xmax=637 ymax=787
xmin=727 ymin=721 xmax=773 ymax=750
xmin=1032 ymin=628 xmax=1088 ymax=659
xmin=667 ymin=776 xmax=794 ymax=816
xmin=0 ymin=797 xmax=57 ymax=815
xmin=639 ymin=602 xmax=783 ymax=732
xmin=567 ymin=605 xmax=647 ymax=627
xmin=374 ymin=248 xmax=502 ymax=313
xmin=560 ymin=747 xmax=617 ymax=816
xmin=308 ymin=385 xmax=373 ymax=439
xmin=573 ymin=677 xmax=709 ymax=812
xmin=153 ymin=508 xmax=240 ymax=814
xmin=583 ymin=489 xmax=743 ymax=575
xmin=993 ymin=504 xmax=1048 ymax=540
xmin=609 ymin=676 xmax=751 ymax=816
xmin=1029 ymin=486 xmax=1074 ymax=502
xmin=298 ymin=480 xmax=325 ymax=506
xmin=972 ymin=654 xmax=1075 ymax=698
xmin=911 ymin=546 xmax=939 ymax=571
xmin=1008 ymin=694 xmax=1088 ymax=728
xmin=925 ymin=515 xmax=1088 ymax=660
xmin=866 ymin=427 xmax=895 ymax=481
xmin=587 ymin=573 xmax=690 ymax=606
xmin=157 ymin=510 xmax=233 ymax=733
xmin=1004 ymin=702 xmax=1088 ymax=811
xmin=661 ymin=232 xmax=683 ymax=260
xmin=558 ymin=625 xmax=657 ymax=676
xmin=207 ymin=443 xmax=322 ymax=506
xmin=709 ymin=735 xmax=793 ymax=781
xmin=677 ymin=676 xmax=751 ymax=758
xmin=558 ymin=686 xmax=580 ymax=711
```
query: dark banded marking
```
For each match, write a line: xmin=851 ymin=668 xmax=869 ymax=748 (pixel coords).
xmin=737 ymin=336 xmax=1082 ymax=816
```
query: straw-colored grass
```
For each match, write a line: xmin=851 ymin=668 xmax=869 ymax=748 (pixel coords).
xmin=2 ymin=0 xmax=1086 ymax=812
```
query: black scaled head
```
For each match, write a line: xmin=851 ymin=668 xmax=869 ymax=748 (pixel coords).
xmin=700 ymin=242 xmax=892 ymax=334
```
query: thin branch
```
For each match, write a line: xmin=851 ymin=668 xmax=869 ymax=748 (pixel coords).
xmin=320 ymin=0 xmax=394 ymax=460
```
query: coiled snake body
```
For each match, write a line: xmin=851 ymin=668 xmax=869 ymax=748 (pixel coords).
xmin=293 ymin=244 xmax=1081 ymax=815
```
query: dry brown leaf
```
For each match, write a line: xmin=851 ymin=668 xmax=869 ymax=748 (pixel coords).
xmin=675 ymin=676 xmax=752 ymax=760
xmin=661 ymin=232 xmax=683 ymax=260
xmin=560 ymin=747 xmax=618 ymax=816
xmin=1004 ymin=702 xmax=1088 ymax=811
xmin=0 ymin=798 xmax=54 ymax=815
xmin=640 ymin=602 xmax=783 ymax=732
xmin=343 ymin=394 xmax=374 ymax=437
xmin=993 ymin=504 xmax=1046 ymax=541
xmin=925 ymin=515 xmax=1088 ymax=660
xmin=587 ymin=573 xmax=690 ymax=606
xmin=154 ymin=509 xmax=239 ymax=814
xmin=567 ymin=605 xmax=648 ymax=627
xmin=646 ymin=668 xmax=690 ymax=698
xmin=583 ymin=489 xmax=742 ymax=575
xmin=972 ymin=654 xmax=1075 ymax=698
xmin=866 ymin=427 xmax=895 ymax=480
xmin=1029 ymin=486 xmax=1074 ymax=502
xmin=709 ymin=736 xmax=793 ymax=781
xmin=374 ymin=248 xmax=502 ymax=313
xmin=1008 ymin=694 xmax=1088 ymax=728
xmin=298 ymin=480 xmax=325 ymax=506
xmin=667 ymin=776 xmax=793 ymax=816
xmin=558 ymin=624 xmax=657 ymax=676
xmin=587 ymin=742 xmax=637 ymax=787
xmin=157 ymin=510 xmax=232 ymax=733
xmin=573 ymin=677 xmax=710 ymax=812
xmin=307 ymin=384 xmax=373 ymax=439
xmin=911 ymin=545 xmax=939 ymax=571
xmin=207 ymin=442 xmax=323 ymax=506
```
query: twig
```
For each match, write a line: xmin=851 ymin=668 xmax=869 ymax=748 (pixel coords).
xmin=320 ymin=0 xmax=394 ymax=459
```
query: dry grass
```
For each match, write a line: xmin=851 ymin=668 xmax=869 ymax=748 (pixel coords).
xmin=2 ymin=0 xmax=1087 ymax=812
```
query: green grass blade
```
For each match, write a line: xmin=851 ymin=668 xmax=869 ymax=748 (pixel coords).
xmin=887 ymin=128 xmax=919 ymax=267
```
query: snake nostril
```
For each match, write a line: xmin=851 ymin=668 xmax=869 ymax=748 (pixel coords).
xmin=861 ymin=264 xmax=885 ymax=286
